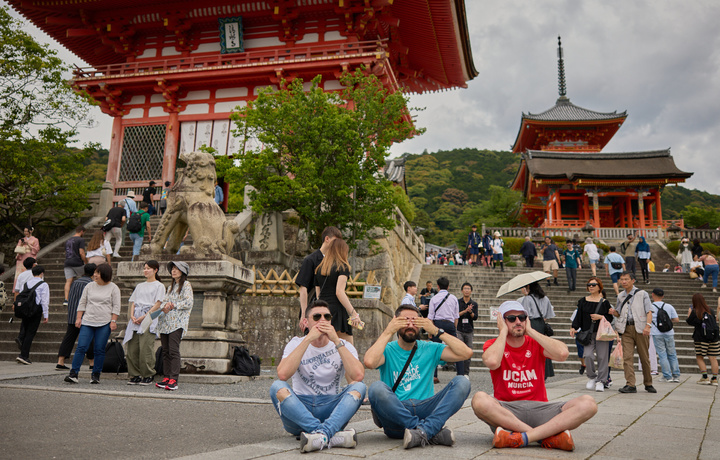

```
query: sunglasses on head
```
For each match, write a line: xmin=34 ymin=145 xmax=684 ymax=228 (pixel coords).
xmin=504 ymin=314 xmax=527 ymax=322
xmin=312 ymin=313 xmax=333 ymax=321
xmin=587 ymin=283 xmax=599 ymax=287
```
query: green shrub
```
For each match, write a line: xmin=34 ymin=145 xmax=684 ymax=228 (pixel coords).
xmin=666 ymin=241 xmax=680 ymax=254
xmin=502 ymin=237 xmax=525 ymax=255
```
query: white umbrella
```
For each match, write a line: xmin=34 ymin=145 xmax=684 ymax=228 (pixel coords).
xmin=496 ymin=271 xmax=552 ymax=298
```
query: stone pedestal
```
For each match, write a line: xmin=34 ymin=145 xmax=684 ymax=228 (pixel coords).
xmin=115 ymin=255 xmax=255 ymax=374
xmin=252 ymin=212 xmax=285 ymax=252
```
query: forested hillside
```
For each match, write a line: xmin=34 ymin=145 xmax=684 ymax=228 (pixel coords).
xmin=403 ymin=148 xmax=720 ymax=246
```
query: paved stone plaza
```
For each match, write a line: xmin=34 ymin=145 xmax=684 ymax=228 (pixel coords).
xmin=0 ymin=362 xmax=716 ymax=459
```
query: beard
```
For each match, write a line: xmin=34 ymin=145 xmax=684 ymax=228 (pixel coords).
xmin=399 ymin=328 xmax=418 ymax=343
xmin=509 ymin=325 xmax=525 ymax=338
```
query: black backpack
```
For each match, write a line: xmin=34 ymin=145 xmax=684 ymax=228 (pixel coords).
xmin=699 ymin=312 xmax=720 ymax=343
xmin=13 ymin=281 xmax=45 ymax=319
xmin=103 ymin=340 xmax=128 ymax=374
xmin=654 ymin=303 xmax=674 ymax=333
xmin=126 ymin=211 xmax=143 ymax=233
xmin=231 ymin=346 xmax=261 ymax=376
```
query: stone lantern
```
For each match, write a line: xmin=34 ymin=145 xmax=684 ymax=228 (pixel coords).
xmin=666 ymin=222 xmax=682 ymax=241
xmin=581 ymin=221 xmax=595 ymax=239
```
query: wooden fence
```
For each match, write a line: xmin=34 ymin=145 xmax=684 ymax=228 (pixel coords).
xmin=248 ymin=266 xmax=380 ymax=297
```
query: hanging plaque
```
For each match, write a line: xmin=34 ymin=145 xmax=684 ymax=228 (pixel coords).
xmin=219 ymin=17 xmax=244 ymax=54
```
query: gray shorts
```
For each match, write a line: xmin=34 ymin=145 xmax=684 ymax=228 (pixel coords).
xmin=487 ymin=400 xmax=566 ymax=432
xmin=64 ymin=266 xmax=84 ymax=279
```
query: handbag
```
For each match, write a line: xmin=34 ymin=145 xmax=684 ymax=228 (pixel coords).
xmin=596 ymin=316 xmax=617 ymax=341
xmin=576 ymin=299 xmax=604 ymax=345
xmin=610 ymin=343 xmax=624 ymax=369
xmin=14 ymin=241 xmax=28 ymax=254
xmin=371 ymin=343 xmax=417 ymax=428
xmin=529 ymin=296 xmax=554 ymax=337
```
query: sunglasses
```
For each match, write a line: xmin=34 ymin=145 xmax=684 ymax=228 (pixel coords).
xmin=312 ymin=313 xmax=333 ymax=321
xmin=587 ymin=283 xmax=599 ymax=287
xmin=504 ymin=314 xmax=527 ymax=322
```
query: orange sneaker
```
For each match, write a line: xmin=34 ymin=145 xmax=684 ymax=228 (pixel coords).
xmin=492 ymin=427 xmax=524 ymax=448
xmin=540 ymin=430 xmax=575 ymax=451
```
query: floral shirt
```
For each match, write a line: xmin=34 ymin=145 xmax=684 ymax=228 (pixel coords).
xmin=156 ymin=281 xmax=194 ymax=337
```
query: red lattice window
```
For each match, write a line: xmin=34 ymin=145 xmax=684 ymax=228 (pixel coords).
xmin=118 ymin=124 xmax=167 ymax=182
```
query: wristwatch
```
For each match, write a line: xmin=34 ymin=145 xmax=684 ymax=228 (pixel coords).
xmin=436 ymin=328 xmax=445 ymax=338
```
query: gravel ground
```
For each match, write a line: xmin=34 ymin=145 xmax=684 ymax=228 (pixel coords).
xmin=3 ymin=367 xmax=577 ymax=400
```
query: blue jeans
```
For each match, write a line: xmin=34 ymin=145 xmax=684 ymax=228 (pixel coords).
xmin=653 ymin=335 xmax=680 ymax=379
xmin=129 ymin=232 xmax=143 ymax=256
xmin=269 ymin=380 xmax=366 ymax=438
xmin=703 ymin=264 xmax=719 ymax=288
xmin=71 ymin=324 xmax=111 ymax=376
xmin=368 ymin=376 xmax=471 ymax=439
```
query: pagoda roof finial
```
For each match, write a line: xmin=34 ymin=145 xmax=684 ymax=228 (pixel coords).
xmin=557 ymin=36 xmax=567 ymax=99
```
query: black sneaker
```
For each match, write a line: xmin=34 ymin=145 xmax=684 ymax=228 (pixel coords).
xmin=55 ymin=364 xmax=69 ymax=371
xmin=579 ymin=365 xmax=586 ymax=375
xmin=156 ymin=378 xmax=170 ymax=389
xmin=65 ymin=374 xmax=79 ymax=384
xmin=165 ymin=379 xmax=178 ymax=391
xmin=618 ymin=385 xmax=637 ymax=393
xmin=63 ymin=300 xmax=69 ymax=307
xmin=645 ymin=385 xmax=657 ymax=393
xmin=16 ymin=356 xmax=31 ymax=365
xmin=127 ymin=376 xmax=141 ymax=385
xmin=90 ymin=374 xmax=100 ymax=384
xmin=139 ymin=377 xmax=154 ymax=386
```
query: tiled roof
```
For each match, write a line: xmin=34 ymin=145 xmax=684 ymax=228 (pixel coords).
xmin=523 ymin=97 xmax=627 ymax=122
xmin=384 ymin=157 xmax=406 ymax=184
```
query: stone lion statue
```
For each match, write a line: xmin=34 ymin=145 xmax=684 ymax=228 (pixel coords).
xmin=150 ymin=151 xmax=239 ymax=255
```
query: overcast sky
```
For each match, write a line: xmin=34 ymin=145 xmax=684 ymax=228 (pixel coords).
xmin=8 ymin=1 xmax=720 ymax=194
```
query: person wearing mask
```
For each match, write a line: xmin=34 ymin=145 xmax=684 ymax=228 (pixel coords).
xmin=15 ymin=266 xmax=49 ymax=365
xmin=151 ymin=261 xmax=194 ymax=391
xmin=457 ymin=282 xmax=478 ymax=377
xmin=518 ymin=282 xmax=557 ymax=378
xmin=63 ymin=263 xmax=121 ymax=384
xmin=635 ymin=236 xmax=651 ymax=284
xmin=123 ymin=260 xmax=166 ymax=386
xmin=677 ymin=238 xmax=693 ymax=273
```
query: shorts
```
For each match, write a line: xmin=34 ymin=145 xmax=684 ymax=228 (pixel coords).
xmin=468 ymin=247 xmax=479 ymax=255
xmin=610 ymin=272 xmax=621 ymax=283
xmin=543 ymin=260 xmax=559 ymax=271
xmin=589 ymin=258 xmax=599 ymax=265
xmin=493 ymin=253 xmax=503 ymax=261
xmin=64 ymin=266 xmax=84 ymax=279
xmin=486 ymin=400 xmax=566 ymax=432
xmin=694 ymin=341 xmax=720 ymax=357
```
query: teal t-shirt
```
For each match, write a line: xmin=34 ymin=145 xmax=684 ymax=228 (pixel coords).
xmin=379 ymin=340 xmax=445 ymax=401
xmin=563 ymin=248 xmax=581 ymax=268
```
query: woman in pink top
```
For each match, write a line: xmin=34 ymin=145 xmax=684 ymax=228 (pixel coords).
xmin=699 ymin=251 xmax=719 ymax=293
xmin=14 ymin=226 xmax=40 ymax=291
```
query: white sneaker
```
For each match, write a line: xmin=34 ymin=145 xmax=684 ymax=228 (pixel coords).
xmin=658 ymin=377 xmax=673 ymax=383
xmin=328 ymin=429 xmax=357 ymax=449
xmin=595 ymin=381 xmax=604 ymax=392
xmin=671 ymin=376 xmax=681 ymax=383
xmin=586 ymin=379 xmax=596 ymax=390
xmin=300 ymin=432 xmax=329 ymax=452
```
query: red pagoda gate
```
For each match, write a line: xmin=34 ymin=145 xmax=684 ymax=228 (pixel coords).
xmin=8 ymin=1 xmax=477 ymax=203
xmin=510 ymin=38 xmax=692 ymax=231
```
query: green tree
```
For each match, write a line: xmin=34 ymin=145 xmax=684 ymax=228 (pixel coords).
xmin=0 ymin=7 xmax=95 ymax=244
xmin=682 ymin=205 xmax=720 ymax=228
xmin=219 ymin=70 xmax=422 ymax=246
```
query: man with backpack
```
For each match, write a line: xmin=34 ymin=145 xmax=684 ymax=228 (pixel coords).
xmin=14 ymin=266 xmax=49 ymax=365
xmin=650 ymin=288 xmax=681 ymax=383
xmin=128 ymin=202 xmax=151 ymax=262
xmin=103 ymin=201 xmax=126 ymax=258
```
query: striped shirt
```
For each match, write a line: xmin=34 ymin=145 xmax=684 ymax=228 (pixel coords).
xmin=67 ymin=276 xmax=92 ymax=324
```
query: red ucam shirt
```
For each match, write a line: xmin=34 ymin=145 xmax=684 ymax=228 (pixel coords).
xmin=483 ymin=335 xmax=547 ymax=402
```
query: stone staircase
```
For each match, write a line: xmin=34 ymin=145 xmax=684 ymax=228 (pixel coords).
xmin=418 ymin=263 xmax=711 ymax=375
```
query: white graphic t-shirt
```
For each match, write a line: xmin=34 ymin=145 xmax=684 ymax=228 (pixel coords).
xmin=282 ymin=337 xmax=358 ymax=395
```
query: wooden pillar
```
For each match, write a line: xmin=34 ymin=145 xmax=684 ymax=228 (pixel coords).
xmin=162 ymin=112 xmax=180 ymax=185
xmin=626 ymin=195 xmax=633 ymax=228
xmin=593 ymin=193 xmax=600 ymax=228
xmin=555 ymin=191 xmax=562 ymax=224
xmin=105 ymin=117 xmax=123 ymax=187
xmin=638 ymin=192 xmax=646 ymax=230
xmin=655 ymin=190 xmax=662 ymax=225
xmin=618 ymin=198 xmax=625 ymax=228
xmin=583 ymin=193 xmax=590 ymax=223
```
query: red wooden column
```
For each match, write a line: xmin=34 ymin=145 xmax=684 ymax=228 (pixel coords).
xmin=618 ymin=198 xmax=625 ymax=228
xmin=626 ymin=196 xmax=633 ymax=227
xmin=638 ymin=191 xmax=646 ymax=230
xmin=655 ymin=190 xmax=662 ymax=225
xmin=555 ymin=191 xmax=562 ymax=225
xmin=583 ymin=193 xmax=590 ymax=223
xmin=106 ymin=116 xmax=123 ymax=188
xmin=162 ymin=111 xmax=180 ymax=186
xmin=592 ymin=193 xmax=601 ymax=228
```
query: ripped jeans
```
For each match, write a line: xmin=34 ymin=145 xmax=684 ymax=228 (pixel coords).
xmin=269 ymin=380 xmax=366 ymax=438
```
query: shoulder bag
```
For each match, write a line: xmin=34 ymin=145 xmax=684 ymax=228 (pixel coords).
xmin=371 ymin=343 xmax=417 ymax=428
xmin=576 ymin=301 xmax=603 ymax=345
xmin=529 ymin=296 xmax=554 ymax=337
